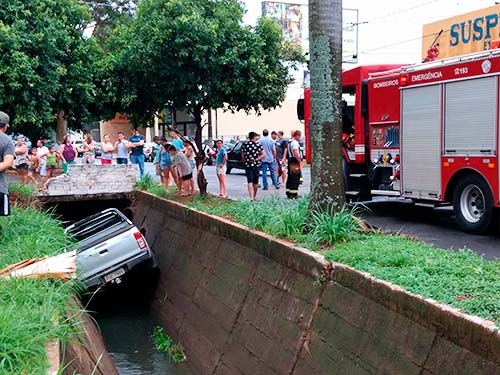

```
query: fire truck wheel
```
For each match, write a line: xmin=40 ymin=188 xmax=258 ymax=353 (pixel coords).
xmin=453 ymin=175 xmax=494 ymax=234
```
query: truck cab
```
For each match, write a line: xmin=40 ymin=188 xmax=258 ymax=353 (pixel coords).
xmin=65 ymin=208 xmax=156 ymax=288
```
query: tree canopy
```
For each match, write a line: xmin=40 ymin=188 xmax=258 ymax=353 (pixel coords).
xmin=107 ymin=0 xmax=300 ymax=124
xmin=0 ymin=0 xmax=103 ymax=138
xmin=105 ymin=0 xmax=302 ymax=193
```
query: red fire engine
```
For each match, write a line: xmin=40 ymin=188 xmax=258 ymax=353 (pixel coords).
xmin=298 ymin=49 xmax=500 ymax=234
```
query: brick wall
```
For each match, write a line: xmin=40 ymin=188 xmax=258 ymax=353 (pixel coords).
xmin=133 ymin=191 xmax=500 ymax=375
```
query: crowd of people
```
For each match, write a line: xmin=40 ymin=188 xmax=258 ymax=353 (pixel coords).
xmin=241 ymin=129 xmax=302 ymax=201
xmin=2 ymin=117 xmax=304 ymax=201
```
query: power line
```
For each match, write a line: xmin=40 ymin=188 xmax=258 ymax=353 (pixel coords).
xmin=356 ymin=0 xmax=441 ymax=25
xmin=358 ymin=29 xmax=447 ymax=55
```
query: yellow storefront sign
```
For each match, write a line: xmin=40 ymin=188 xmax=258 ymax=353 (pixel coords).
xmin=422 ymin=5 xmax=500 ymax=60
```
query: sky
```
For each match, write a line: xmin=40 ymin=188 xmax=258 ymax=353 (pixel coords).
xmin=242 ymin=0 xmax=500 ymax=65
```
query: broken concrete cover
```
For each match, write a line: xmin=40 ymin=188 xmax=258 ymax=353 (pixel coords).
xmin=41 ymin=164 xmax=139 ymax=197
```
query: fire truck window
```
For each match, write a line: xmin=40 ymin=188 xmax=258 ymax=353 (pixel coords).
xmin=372 ymin=126 xmax=399 ymax=147
xmin=341 ymin=101 xmax=354 ymax=133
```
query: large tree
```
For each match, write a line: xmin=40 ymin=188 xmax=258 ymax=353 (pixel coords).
xmin=87 ymin=0 xmax=136 ymax=47
xmin=107 ymin=0 xmax=301 ymax=193
xmin=0 ymin=0 xmax=104 ymax=140
xmin=308 ymin=0 xmax=345 ymax=213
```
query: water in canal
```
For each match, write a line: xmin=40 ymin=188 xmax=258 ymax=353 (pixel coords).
xmin=87 ymin=269 xmax=193 ymax=375
xmin=96 ymin=307 xmax=192 ymax=375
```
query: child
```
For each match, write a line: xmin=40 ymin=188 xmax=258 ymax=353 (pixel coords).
xmin=168 ymin=145 xmax=194 ymax=196
xmin=46 ymin=144 xmax=60 ymax=179
xmin=27 ymin=148 xmax=40 ymax=186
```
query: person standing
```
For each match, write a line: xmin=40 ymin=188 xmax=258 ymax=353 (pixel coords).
xmin=114 ymin=132 xmax=129 ymax=165
xmin=170 ymin=131 xmax=184 ymax=151
xmin=151 ymin=136 xmax=163 ymax=180
xmin=273 ymin=130 xmax=288 ymax=186
xmin=100 ymin=134 xmax=114 ymax=165
xmin=0 ymin=112 xmax=15 ymax=216
xmin=27 ymin=148 xmax=40 ymax=186
xmin=159 ymin=141 xmax=176 ymax=190
xmin=241 ymin=131 xmax=265 ymax=201
xmin=60 ymin=135 xmax=78 ymax=173
xmin=183 ymin=140 xmax=196 ymax=171
xmin=168 ymin=145 xmax=194 ymax=196
xmin=45 ymin=143 xmax=61 ymax=179
xmin=286 ymin=130 xmax=302 ymax=199
xmin=36 ymin=139 xmax=49 ymax=185
xmin=259 ymin=129 xmax=279 ymax=190
xmin=215 ymin=139 xmax=228 ymax=198
xmin=80 ymin=133 xmax=96 ymax=165
xmin=128 ymin=129 xmax=146 ymax=178
xmin=14 ymin=136 xmax=29 ymax=184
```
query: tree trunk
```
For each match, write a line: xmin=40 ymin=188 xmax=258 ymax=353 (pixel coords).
xmin=56 ymin=110 xmax=67 ymax=142
xmin=307 ymin=0 xmax=345 ymax=216
xmin=193 ymin=105 xmax=208 ymax=195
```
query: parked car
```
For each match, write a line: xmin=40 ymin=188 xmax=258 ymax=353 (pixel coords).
xmin=226 ymin=141 xmax=247 ymax=174
xmin=64 ymin=208 xmax=157 ymax=289
xmin=71 ymin=139 xmax=84 ymax=157
xmin=143 ymin=142 xmax=158 ymax=162
xmin=226 ymin=138 xmax=305 ymax=174
xmin=71 ymin=139 xmax=102 ymax=158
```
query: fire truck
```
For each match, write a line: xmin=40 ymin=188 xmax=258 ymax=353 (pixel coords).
xmin=298 ymin=49 xmax=500 ymax=234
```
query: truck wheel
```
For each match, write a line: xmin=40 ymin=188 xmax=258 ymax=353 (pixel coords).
xmin=453 ymin=175 xmax=494 ymax=234
xmin=226 ymin=166 xmax=232 ymax=174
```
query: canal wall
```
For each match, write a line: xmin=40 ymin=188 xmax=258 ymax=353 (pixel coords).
xmin=133 ymin=191 xmax=500 ymax=375
xmin=59 ymin=298 xmax=118 ymax=375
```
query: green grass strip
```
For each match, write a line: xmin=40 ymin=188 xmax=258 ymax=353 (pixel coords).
xmin=0 ymin=207 xmax=79 ymax=375
xmin=325 ymin=234 xmax=500 ymax=326
xmin=141 ymin=187 xmax=500 ymax=327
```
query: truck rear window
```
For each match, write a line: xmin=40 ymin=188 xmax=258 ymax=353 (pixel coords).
xmin=66 ymin=211 xmax=125 ymax=241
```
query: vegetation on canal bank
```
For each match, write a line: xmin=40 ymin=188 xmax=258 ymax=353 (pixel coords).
xmin=0 ymin=199 xmax=79 ymax=375
xmin=153 ymin=325 xmax=187 ymax=364
xmin=139 ymin=180 xmax=500 ymax=327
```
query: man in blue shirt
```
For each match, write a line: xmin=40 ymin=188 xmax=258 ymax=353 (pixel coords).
xmin=170 ymin=131 xmax=184 ymax=151
xmin=128 ymin=129 xmax=145 ymax=178
xmin=259 ymin=129 xmax=279 ymax=190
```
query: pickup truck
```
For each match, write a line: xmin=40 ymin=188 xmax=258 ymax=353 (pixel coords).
xmin=65 ymin=208 xmax=156 ymax=288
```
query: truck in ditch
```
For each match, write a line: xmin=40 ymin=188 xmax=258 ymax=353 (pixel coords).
xmin=65 ymin=208 xmax=156 ymax=289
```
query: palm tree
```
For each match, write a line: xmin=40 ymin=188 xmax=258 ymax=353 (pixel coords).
xmin=307 ymin=0 xmax=345 ymax=216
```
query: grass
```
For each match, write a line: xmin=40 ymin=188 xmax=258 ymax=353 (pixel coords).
xmin=6 ymin=183 xmax=36 ymax=200
xmin=0 ymin=206 xmax=80 ymax=375
xmin=139 ymin=185 xmax=500 ymax=327
xmin=153 ymin=326 xmax=187 ymax=364
xmin=325 ymin=234 xmax=500 ymax=325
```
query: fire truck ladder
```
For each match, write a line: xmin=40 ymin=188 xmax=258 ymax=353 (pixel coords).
xmin=402 ymin=48 xmax=500 ymax=73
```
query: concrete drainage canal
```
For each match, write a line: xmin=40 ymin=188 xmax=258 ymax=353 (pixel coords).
xmin=47 ymin=195 xmax=500 ymax=375
xmin=49 ymin=200 xmax=193 ymax=375
xmin=83 ymin=270 xmax=192 ymax=375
